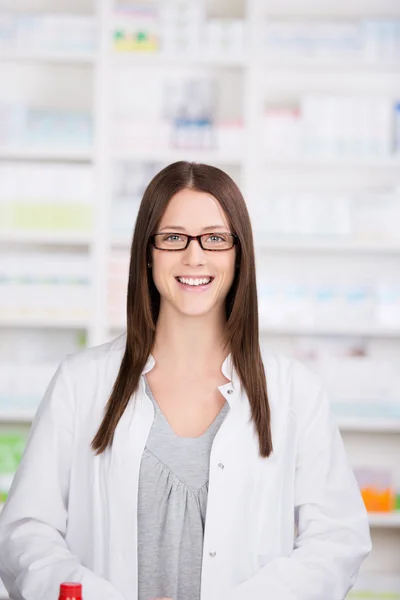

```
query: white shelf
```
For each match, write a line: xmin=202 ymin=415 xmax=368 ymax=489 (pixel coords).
xmin=0 ymin=231 xmax=92 ymax=246
xmin=259 ymin=0 xmax=400 ymax=18
xmin=0 ymin=51 xmax=96 ymax=65
xmin=113 ymin=147 xmax=244 ymax=165
xmin=262 ymin=156 xmax=400 ymax=169
xmin=0 ymin=147 xmax=93 ymax=162
xmin=0 ymin=409 xmax=36 ymax=423
xmin=338 ymin=419 xmax=400 ymax=433
xmin=255 ymin=239 xmax=400 ymax=254
xmin=368 ymin=512 xmax=400 ymax=528
xmin=259 ymin=323 xmax=400 ymax=338
xmin=113 ymin=53 xmax=247 ymax=68
xmin=258 ymin=57 xmax=400 ymax=72
xmin=0 ymin=316 xmax=89 ymax=330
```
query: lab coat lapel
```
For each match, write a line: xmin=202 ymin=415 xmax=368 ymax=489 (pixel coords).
xmin=106 ymin=377 xmax=154 ymax=598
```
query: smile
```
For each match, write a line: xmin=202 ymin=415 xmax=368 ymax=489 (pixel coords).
xmin=176 ymin=277 xmax=213 ymax=287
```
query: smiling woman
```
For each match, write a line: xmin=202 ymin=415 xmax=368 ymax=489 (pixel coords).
xmin=0 ymin=162 xmax=371 ymax=600
xmin=149 ymin=188 xmax=238 ymax=317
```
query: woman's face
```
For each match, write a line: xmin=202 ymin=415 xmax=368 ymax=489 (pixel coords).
xmin=151 ymin=188 xmax=236 ymax=318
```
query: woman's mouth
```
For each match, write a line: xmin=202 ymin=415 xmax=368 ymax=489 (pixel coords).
xmin=175 ymin=276 xmax=214 ymax=291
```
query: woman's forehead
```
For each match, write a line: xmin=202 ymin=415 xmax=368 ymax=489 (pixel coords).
xmin=159 ymin=189 xmax=230 ymax=229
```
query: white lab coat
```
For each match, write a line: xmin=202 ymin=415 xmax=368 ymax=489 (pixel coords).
xmin=0 ymin=332 xmax=371 ymax=600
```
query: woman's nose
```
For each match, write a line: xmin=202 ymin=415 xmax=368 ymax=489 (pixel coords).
xmin=183 ymin=238 xmax=207 ymax=265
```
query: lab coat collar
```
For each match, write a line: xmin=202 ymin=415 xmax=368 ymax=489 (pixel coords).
xmin=112 ymin=332 xmax=242 ymax=407
xmin=142 ymin=352 xmax=235 ymax=379
xmin=142 ymin=352 xmax=241 ymax=403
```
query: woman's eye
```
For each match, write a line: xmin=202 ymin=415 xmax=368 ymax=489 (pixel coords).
xmin=165 ymin=234 xmax=181 ymax=241
xmin=208 ymin=235 xmax=224 ymax=242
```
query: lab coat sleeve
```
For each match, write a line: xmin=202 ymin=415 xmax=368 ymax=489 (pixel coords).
xmin=226 ymin=363 xmax=372 ymax=600
xmin=0 ymin=358 xmax=126 ymax=600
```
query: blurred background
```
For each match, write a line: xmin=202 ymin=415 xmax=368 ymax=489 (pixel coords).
xmin=0 ymin=0 xmax=399 ymax=597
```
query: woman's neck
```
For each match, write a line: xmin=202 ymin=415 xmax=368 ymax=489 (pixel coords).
xmin=152 ymin=304 xmax=229 ymax=377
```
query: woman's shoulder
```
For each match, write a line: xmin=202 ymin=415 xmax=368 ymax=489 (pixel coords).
xmin=47 ymin=333 xmax=128 ymax=427
xmin=55 ymin=332 xmax=127 ymax=411
xmin=64 ymin=332 xmax=126 ymax=374
xmin=261 ymin=346 xmax=327 ymax=420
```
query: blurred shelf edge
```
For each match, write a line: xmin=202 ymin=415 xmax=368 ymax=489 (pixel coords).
xmin=248 ymin=239 xmax=400 ymax=254
xmin=338 ymin=418 xmax=400 ymax=433
xmin=112 ymin=148 xmax=245 ymax=165
xmin=262 ymin=156 xmax=400 ymax=169
xmin=112 ymin=53 xmax=247 ymax=68
xmin=0 ymin=51 xmax=97 ymax=65
xmin=259 ymin=0 xmax=400 ymax=17
xmin=0 ymin=147 xmax=94 ymax=162
xmin=367 ymin=512 xmax=400 ymax=528
xmin=258 ymin=324 xmax=400 ymax=338
xmin=256 ymin=58 xmax=400 ymax=72
xmin=112 ymin=54 xmax=400 ymax=72
xmin=0 ymin=409 xmax=37 ymax=423
xmin=0 ymin=231 xmax=92 ymax=247
xmin=0 ymin=317 xmax=89 ymax=330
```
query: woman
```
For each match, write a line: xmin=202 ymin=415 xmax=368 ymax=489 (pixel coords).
xmin=0 ymin=162 xmax=371 ymax=600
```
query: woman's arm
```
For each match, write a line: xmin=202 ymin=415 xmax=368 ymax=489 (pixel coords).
xmin=0 ymin=359 xmax=125 ymax=600
xmin=221 ymin=362 xmax=372 ymax=600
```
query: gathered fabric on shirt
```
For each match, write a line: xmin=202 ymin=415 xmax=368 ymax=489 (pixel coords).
xmin=137 ymin=376 xmax=230 ymax=600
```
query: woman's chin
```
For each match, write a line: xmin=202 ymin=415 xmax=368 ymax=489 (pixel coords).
xmin=174 ymin=299 xmax=217 ymax=318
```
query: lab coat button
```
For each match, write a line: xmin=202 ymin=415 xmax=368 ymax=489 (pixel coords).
xmin=209 ymin=550 xmax=217 ymax=558
xmin=227 ymin=389 xmax=233 ymax=394
xmin=218 ymin=463 xmax=224 ymax=470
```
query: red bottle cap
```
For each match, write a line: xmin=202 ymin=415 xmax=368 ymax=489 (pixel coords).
xmin=59 ymin=583 xmax=82 ymax=599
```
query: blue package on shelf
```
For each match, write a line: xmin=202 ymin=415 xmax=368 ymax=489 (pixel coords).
xmin=332 ymin=401 xmax=400 ymax=420
xmin=24 ymin=108 xmax=93 ymax=147
xmin=395 ymin=102 xmax=400 ymax=154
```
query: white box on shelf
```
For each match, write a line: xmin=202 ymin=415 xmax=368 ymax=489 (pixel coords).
xmin=204 ymin=19 xmax=244 ymax=60
xmin=261 ymin=106 xmax=301 ymax=158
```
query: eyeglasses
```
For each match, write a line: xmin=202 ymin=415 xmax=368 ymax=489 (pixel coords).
xmin=150 ymin=232 xmax=238 ymax=252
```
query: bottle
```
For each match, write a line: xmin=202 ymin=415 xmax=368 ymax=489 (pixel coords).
xmin=58 ymin=583 xmax=82 ymax=600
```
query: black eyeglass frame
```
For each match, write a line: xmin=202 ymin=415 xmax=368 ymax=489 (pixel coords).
xmin=149 ymin=232 xmax=239 ymax=252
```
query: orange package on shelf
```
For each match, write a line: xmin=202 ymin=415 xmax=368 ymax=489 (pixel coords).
xmin=361 ymin=486 xmax=396 ymax=512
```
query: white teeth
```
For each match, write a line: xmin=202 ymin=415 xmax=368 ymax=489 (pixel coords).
xmin=178 ymin=277 xmax=211 ymax=286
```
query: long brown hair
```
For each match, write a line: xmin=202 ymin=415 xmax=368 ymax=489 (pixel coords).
xmin=92 ymin=161 xmax=273 ymax=458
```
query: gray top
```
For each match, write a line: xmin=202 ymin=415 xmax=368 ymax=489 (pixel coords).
xmin=137 ymin=376 xmax=230 ymax=600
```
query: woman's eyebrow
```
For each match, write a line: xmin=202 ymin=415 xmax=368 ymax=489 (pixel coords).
xmin=159 ymin=224 xmax=228 ymax=232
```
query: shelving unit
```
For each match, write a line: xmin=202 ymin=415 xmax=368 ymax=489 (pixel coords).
xmin=0 ymin=147 xmax=94 ymax=162
xmin=260 ymin=157 xmax=400 ymax=169
xmin=112 ymin=54 xmax=248 ymax=67
xmin=0 ymin=317 xmax=89 ymax=330
xmin=112 ymin=147 xmax=245 ymax=163
xmin=0 ymin=409 xmax=37 ymax=423
xmin=0 ymin=0 xmax=399 ymax=597
xmin=0 ymin=51 xmax=96 ymax=64
xmin=259 ymin=324 xmax=400 ymax=338
xmin=368 ymin=513 xmax=400 ymax=528
xmin=0 ymin=231 xmax=92 ymax=246
xmin=338 ymin=419 xmax=400 ymax=434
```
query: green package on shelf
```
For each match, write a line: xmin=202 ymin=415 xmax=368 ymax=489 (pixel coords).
xmin=0 ymin=433 xmax=27 ymax=504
